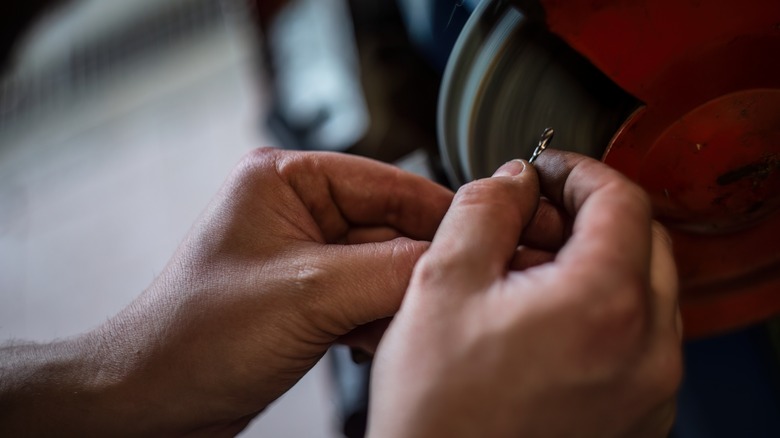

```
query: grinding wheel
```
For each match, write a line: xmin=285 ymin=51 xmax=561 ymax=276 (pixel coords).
xmin=437 ymin=0 xmax=635 ymax=184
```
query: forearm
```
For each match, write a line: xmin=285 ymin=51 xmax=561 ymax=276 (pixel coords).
xmin=1 ymin=336 xmax=98 ymax=433
xmin=0 ymin=331 xmax=158 ymax=436
xmin=0 ymin=296 xmax=266 ymax=437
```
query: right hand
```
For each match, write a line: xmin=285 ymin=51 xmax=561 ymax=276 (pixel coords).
xmin=369 ymin=151 xmax=682 ymax=437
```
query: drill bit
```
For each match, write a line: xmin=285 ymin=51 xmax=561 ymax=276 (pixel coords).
xmin=529 ymin=128 xmax=554 ymax=164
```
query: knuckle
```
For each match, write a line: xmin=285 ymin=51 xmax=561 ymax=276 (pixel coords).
xmin=412 ymin=252 xmax=459 ymax=290
xmin=412 ymin=254 xmax=443 ymax=286
xmin=234 ymin=147 xmax=281 ymax=184
xmin=273 ymin=152 xmax=312 ymax=181
xmin=611 ymin=178 xmax=653 ymax=217
xmin=610 ymin=279 xmax=647 ymax=326
xmin=650 ymin=344 xmax=684 ymax=400
xmin=455 ymin=178 xmax=517 ymax=208
xmin=387 ymin=238 xmax=427 ymax=289
xmin=288 ymin=258 xmax=330 ymax=295
xmin=575 ymin=278 xmax=650 ymax=375
xmin=391 ymin=238 xmax=427 ymax=269
xmin=383 ymin=238 xmax=428 ymax=303
xmin=234 ymin=149 xmax=321 ymax=191
xmin=453 ymin=179 xmax=529 ymax=225
xmin=629 ymin=339 xmax=683 ymax=415
xmin=588 ymin=278 xmax=647 ymax=336
xmin=241 ymin=147 xmax=279 ymax=170
xmin=651 ymin=221 xmax=674 ymax=248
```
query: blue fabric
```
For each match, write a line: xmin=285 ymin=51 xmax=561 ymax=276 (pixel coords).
xmin=673 ymin=326 xmax=780 ymax=438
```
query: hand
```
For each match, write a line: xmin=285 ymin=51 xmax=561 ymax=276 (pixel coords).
xmin=369 ymin=151 xmax=682 ymax=437
xmin=0 ymin=148 xmax=453 ymax=436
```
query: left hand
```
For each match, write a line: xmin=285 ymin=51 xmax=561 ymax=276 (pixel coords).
xmin=2 ymin=148 xmax=453 ymax=436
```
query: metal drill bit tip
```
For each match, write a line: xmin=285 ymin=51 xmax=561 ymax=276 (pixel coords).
xmin=529 ymin=128 xmax=555 ymax=164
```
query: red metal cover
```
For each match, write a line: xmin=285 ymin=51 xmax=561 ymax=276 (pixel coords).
xmin=541 ymin=0 xmax=780 ymax=337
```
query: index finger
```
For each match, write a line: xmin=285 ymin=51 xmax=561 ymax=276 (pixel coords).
xmin=533 ymin=150 xmax=653 ymax=286
xmin=259 ymin=149 xmax=455 ymax=242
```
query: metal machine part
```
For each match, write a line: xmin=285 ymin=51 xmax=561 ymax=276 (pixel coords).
xmin=528 ymin=127 xmax=553 ymax=164
xmin=439 ymin=0 xmax=780 ymax=337
xmin=438 ymin=0 xmax=635 ymax=184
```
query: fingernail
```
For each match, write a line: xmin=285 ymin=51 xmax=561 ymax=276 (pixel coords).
xmin=493 ymin=159 xmax=526 ymax=177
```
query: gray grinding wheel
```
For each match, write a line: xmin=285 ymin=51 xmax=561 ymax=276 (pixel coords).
xmin=438 ymin=0 xmax=636 ymax=185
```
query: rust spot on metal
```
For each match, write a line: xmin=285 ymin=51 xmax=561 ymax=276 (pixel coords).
xmin=717 ymin=155 xmax=779 ymax=186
